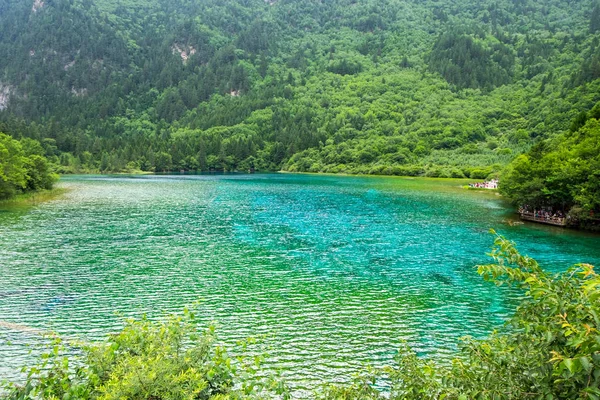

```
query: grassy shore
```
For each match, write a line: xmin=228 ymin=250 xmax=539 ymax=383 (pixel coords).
xmin=0 ymin=187 xmax=69 ymax=208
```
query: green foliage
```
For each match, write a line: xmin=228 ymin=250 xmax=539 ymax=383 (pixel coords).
xmin=2 ymin=308 xmax=289 ymax=400
xmin=0 ymin=132 xmax=27 ymax=198
xmin=500 ymin=103 xmax=600 ymax=224
xmin=591 ymin=2 xmax=600 ymax=33
xmin=427 ymin=31 xmax=515 ymax=91
xmin=0 ymin=133 xmax=57 ymax=199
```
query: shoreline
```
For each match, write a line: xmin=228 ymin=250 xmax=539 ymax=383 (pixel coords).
xmin=0 ymin=187 xmax=69 ymax=208
xmin=61 ymin=170 xmax=501 ymax=191
xmin=62 ymin=168 xmax=498 ymax=182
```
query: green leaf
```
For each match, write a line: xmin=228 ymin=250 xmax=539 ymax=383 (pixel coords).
xmin=562 ymin=358 xmax=575 ymax=374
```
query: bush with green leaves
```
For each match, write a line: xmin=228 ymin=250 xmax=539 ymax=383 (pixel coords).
xmin=2 ymin=308 xmax=288 ymax=400
xmin=0 ymin=133 xmax=58 ymax=200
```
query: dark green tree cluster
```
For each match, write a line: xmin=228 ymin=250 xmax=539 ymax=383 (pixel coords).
xmin=427 ymin=30 xmax=515 ymax=91
xmin=0 ymin=132 xmax=58 ymax=199
xmin=5 ymin=235 xmax=600 ymax=399
xmin=591 ymin=2 xmax=600 ymax=33
xmin=500 ymin=102 xmax=600 ymax=226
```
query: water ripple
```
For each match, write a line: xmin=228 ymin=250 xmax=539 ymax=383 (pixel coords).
xmin=1 ymin=174 xmax=599 ymax=395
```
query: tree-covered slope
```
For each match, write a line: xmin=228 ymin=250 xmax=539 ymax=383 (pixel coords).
xmin=500 ymin=101 xmax=600 ymax=227
xmin=1 ymin=0 xmax=600 ymax=176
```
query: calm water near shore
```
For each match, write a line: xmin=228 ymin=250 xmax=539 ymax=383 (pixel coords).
xmin=1 ymin=173 xmax=599 ymax=392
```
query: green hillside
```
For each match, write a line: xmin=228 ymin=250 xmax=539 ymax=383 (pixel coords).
xmin=1 ymin=0 xmax=600 ymax=177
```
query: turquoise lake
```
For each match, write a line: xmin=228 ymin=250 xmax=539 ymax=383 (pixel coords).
xmin=1 ymin=174 xmax=599 ymax=393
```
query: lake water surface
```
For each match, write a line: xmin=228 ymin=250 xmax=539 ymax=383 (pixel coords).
xmin=1 ymin=174 xmax=599 ymax=392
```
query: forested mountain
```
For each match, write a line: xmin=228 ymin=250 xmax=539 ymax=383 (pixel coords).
xmin=1 ymin=0 xmax=599 ymax=177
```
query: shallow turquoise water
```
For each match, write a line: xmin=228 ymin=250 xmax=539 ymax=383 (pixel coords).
xmin=1 ymin=174 xmax=599 ymax=392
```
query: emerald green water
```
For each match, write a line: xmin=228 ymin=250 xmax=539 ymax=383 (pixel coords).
xmin=1 ymin=174 xmax=599 ymax=392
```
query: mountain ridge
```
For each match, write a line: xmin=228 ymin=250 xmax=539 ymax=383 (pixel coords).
xmin=0 ymin=0 xmax=599 ymax=177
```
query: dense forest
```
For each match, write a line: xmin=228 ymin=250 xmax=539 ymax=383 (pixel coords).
xmin=0 ymin=0 xmax=599 ymax=179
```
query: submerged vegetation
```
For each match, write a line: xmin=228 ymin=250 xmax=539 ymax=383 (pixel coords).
xmin=4 ymin=234 xmax=600 ymax=399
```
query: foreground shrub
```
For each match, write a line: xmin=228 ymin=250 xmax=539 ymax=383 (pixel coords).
xmin=2 ymin=308 xmax=287 ymax=399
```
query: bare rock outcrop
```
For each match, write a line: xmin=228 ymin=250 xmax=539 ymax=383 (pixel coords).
xmin=172 ymin=43 xmax=196 ymax=64
xmin=32 ymin=0 xmax=44 ymax=13
xmin=0 ymin=84 xmax=13 ymax=110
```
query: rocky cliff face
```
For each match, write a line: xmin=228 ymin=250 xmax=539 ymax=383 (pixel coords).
xmin=0 ymin=84 xmax=12 ymax=111
xmin=171 ymin=43 xmax=196 ymax=64
xmin=32 ymin=0 xmax=44 ymax=13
